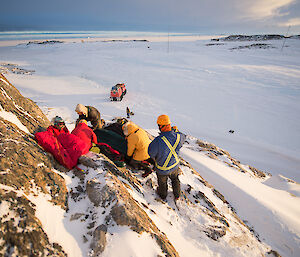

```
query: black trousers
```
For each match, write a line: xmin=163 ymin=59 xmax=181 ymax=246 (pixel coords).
xmin=157 ymin=168 xmax=180 ymax=199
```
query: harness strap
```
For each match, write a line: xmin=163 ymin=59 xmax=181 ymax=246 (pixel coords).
xmin=156 ymin=134 xmax=180 ymax=171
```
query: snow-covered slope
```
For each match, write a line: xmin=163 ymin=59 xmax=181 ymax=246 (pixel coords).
xmin=1 ymin=34 xmax=300 ymax=256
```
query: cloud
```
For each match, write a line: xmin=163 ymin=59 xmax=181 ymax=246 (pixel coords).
xmin=236 ymin=0 xmax=296 ymax=20
xmin=0 ymin=0 xmax=299 ymax=33
xmin=278 ymin=17 xmax=300 ymax=26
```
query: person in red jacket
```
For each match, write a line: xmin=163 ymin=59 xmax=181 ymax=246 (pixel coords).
xmin=71 ymin=119 xmax=97 ymax=155
xmin=47 ymin=116 xmax=69 ymax=137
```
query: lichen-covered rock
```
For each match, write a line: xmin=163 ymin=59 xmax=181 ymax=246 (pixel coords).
xmin=0 ymin=74 xmax=278 ymax=257
xmin=83 ymin=158 xmax=180 ymax=257
xmin=0 ymin=73 xmax=50 ymax=134
xmin=0 ymin=189 xmax=67 ymax=257
xmin=0 ymin=74 xmax=67 ymax=255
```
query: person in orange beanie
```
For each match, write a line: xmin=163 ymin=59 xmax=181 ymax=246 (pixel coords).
xmin=148 ymin=115 xmax=186 ymax=200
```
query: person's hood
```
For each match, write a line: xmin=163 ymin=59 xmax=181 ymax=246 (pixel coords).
xmin=75 ymin=104 xmax=88 ymax=116
xmin=123 ymin=122 xmax=139 ymax=136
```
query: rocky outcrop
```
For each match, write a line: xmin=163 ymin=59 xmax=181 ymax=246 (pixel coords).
xmin=213 ymin=35 xmax=285 ymax=41
xmin=26 ymin=40 xmax=64 ymax=45
xmin=72 ymin=153 xmax=179 ymax=257
xmin=0 ymin=73 xmax=49 ymax=133
xmin=1 ymin=74 xmax=279 ymax=256
xmin=0 ymin=63 xmax=35 ymax=75
xmin=0 ymin=188 xmax=67 ymax=257
xmin=0 ymin=74 xmax=68 ymax=256
xmin=190 ymin=137 xmax=269 ymax=178
xmin=230 ymin=43 xmax=276 ymax=50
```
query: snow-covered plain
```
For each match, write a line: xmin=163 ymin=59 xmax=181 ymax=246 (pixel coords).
xmin=1 ymin=34 xmax=300 ymax=256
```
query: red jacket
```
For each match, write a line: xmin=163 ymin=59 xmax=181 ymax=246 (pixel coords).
xmin=35 ymin=130 xmax=86 ymax=169
xmin=71 ymin=123 xmax=97 ymax=155
xmin=47 ymin=125 xmax=69 ymax=138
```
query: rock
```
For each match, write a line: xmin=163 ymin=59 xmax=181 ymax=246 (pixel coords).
xmin=0 ymin=63 xmax=35 ymax=75
xmin=0 ymin=189 xmax=67 ymax=256
xmin=78 ymin=154 xmax=100 ymax=169
xmin=0 ymin=73 xmax=50 ymax=134
xmin=214 ymin=34 xmax=286 ymax=41
xmin=90 ymin=225 xmax=107 ymax=256
xmin=267 ymin=250 xmax=282 ymax=257
xmin=0 ymin=74 xmax=278 ymax=256
xmin=0 ymin=74 xmax=67 ymax=255
xmin=230 ymin=43 xmax=276 ymax=50
xmin=70 ymin=213 xmax=85 ymax=221
xmin=85 ymin=162 xmax=180 ymax=257
xmin=204 ymin=225 xmax=227 ymax=241
xmin=26 ymin=40 xmax=64 ymax=45
xmin=86 ymin=179 xmax=115 ymax=208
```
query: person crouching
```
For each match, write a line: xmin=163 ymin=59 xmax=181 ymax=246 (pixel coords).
xmin=122 ymin=122 xmax=153 ymax=177
xmin=75 ymin=104 xmax=102 ymax=130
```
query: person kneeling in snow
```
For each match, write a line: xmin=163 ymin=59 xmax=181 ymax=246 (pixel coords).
xmin=122 ymin=121 xmax=154 ymax=177
xmin=71 ymin=119 xmax=98 ymax=154
xmin=148 ymin=115 xmax=186 ymax=200
xmin=47 ymin=116 xmax=69 ymax=137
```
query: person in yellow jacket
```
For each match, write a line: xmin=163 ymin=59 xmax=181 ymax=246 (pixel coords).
xmin=122 ymin=121 xmax=153 ymax=176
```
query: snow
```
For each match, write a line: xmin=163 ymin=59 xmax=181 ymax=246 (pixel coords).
xmin=181 ymin=147 xmax=300 ymax=256
xmin=0 ymin=103 xmax=30 ymax=134
xmin=101 ymin=226 xmax=164 ymax=257
xmin=1 ymin=33 xmax=300 ymax=256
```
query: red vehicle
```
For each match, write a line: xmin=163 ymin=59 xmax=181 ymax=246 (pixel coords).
xmin=110 ymin=83 xmax=127 ymax=101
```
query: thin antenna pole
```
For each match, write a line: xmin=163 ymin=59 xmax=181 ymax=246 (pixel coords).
xmin=167 ymin=26 xmax=170 ymax=53
xmin=281 ymin=25 xmax=291 ymax=51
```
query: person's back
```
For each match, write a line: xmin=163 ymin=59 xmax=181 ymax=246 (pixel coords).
xmin=72 ymin=120 xmax=97 ymax=154
xmin=123 ymin=122 xmax=151 ymax=162
xmin=75 ymin=104 xmax=102 ymax=130
xmin=149 ymin=129 xmax=185 ymax=175
xmin=148 ymin=114 xmax=186 ymax=200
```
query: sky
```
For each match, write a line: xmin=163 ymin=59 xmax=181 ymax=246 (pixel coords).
xmin=1 ymin=0 xmax=300 ymax=34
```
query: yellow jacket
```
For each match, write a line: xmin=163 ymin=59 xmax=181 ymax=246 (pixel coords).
xmin=123 ymin=122 xmax=151 ymax=161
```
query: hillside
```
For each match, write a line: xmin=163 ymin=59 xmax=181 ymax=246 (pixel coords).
xmin=1 ymin=34 xmax=300 ymax=257
xmin=0 ymin=74 xmax=282 ymax=256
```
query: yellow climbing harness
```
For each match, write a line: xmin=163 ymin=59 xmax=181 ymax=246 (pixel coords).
xmin=156 ymin=134 xmax=180 ymax=171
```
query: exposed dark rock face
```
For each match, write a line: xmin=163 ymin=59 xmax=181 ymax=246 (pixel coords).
xmin=206 ymin=43 xmax=226 ymax=46
xmin=0 ymin=117 xmax=68 ymax=205
xmin=0 ymin=74 xmax=279 ymax=256
xmin=0 ymin=74 xmax=49 ymax=134
xmin=0 ymin=189 xmax=67 ymax=257
xmin=230 ymin=43 xmax=276 ymax=50
xmin=26 ymin=40 xmax=64 ymax=45
xmin=82 ymin=155 xmax=180 ymax=257
xmin=0 ymin=63 xmax=35 ymax=75
xmin=0 ymin=74 xmax=67 ymax=255
xmin=90 ymin=224 xmax=107 ymax=256
xmin=213 ymin=34 xmax=286 ymax=41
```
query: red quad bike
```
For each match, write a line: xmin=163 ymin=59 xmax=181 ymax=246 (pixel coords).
xmin=110 ymin=83 xmax=127 ymax=101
